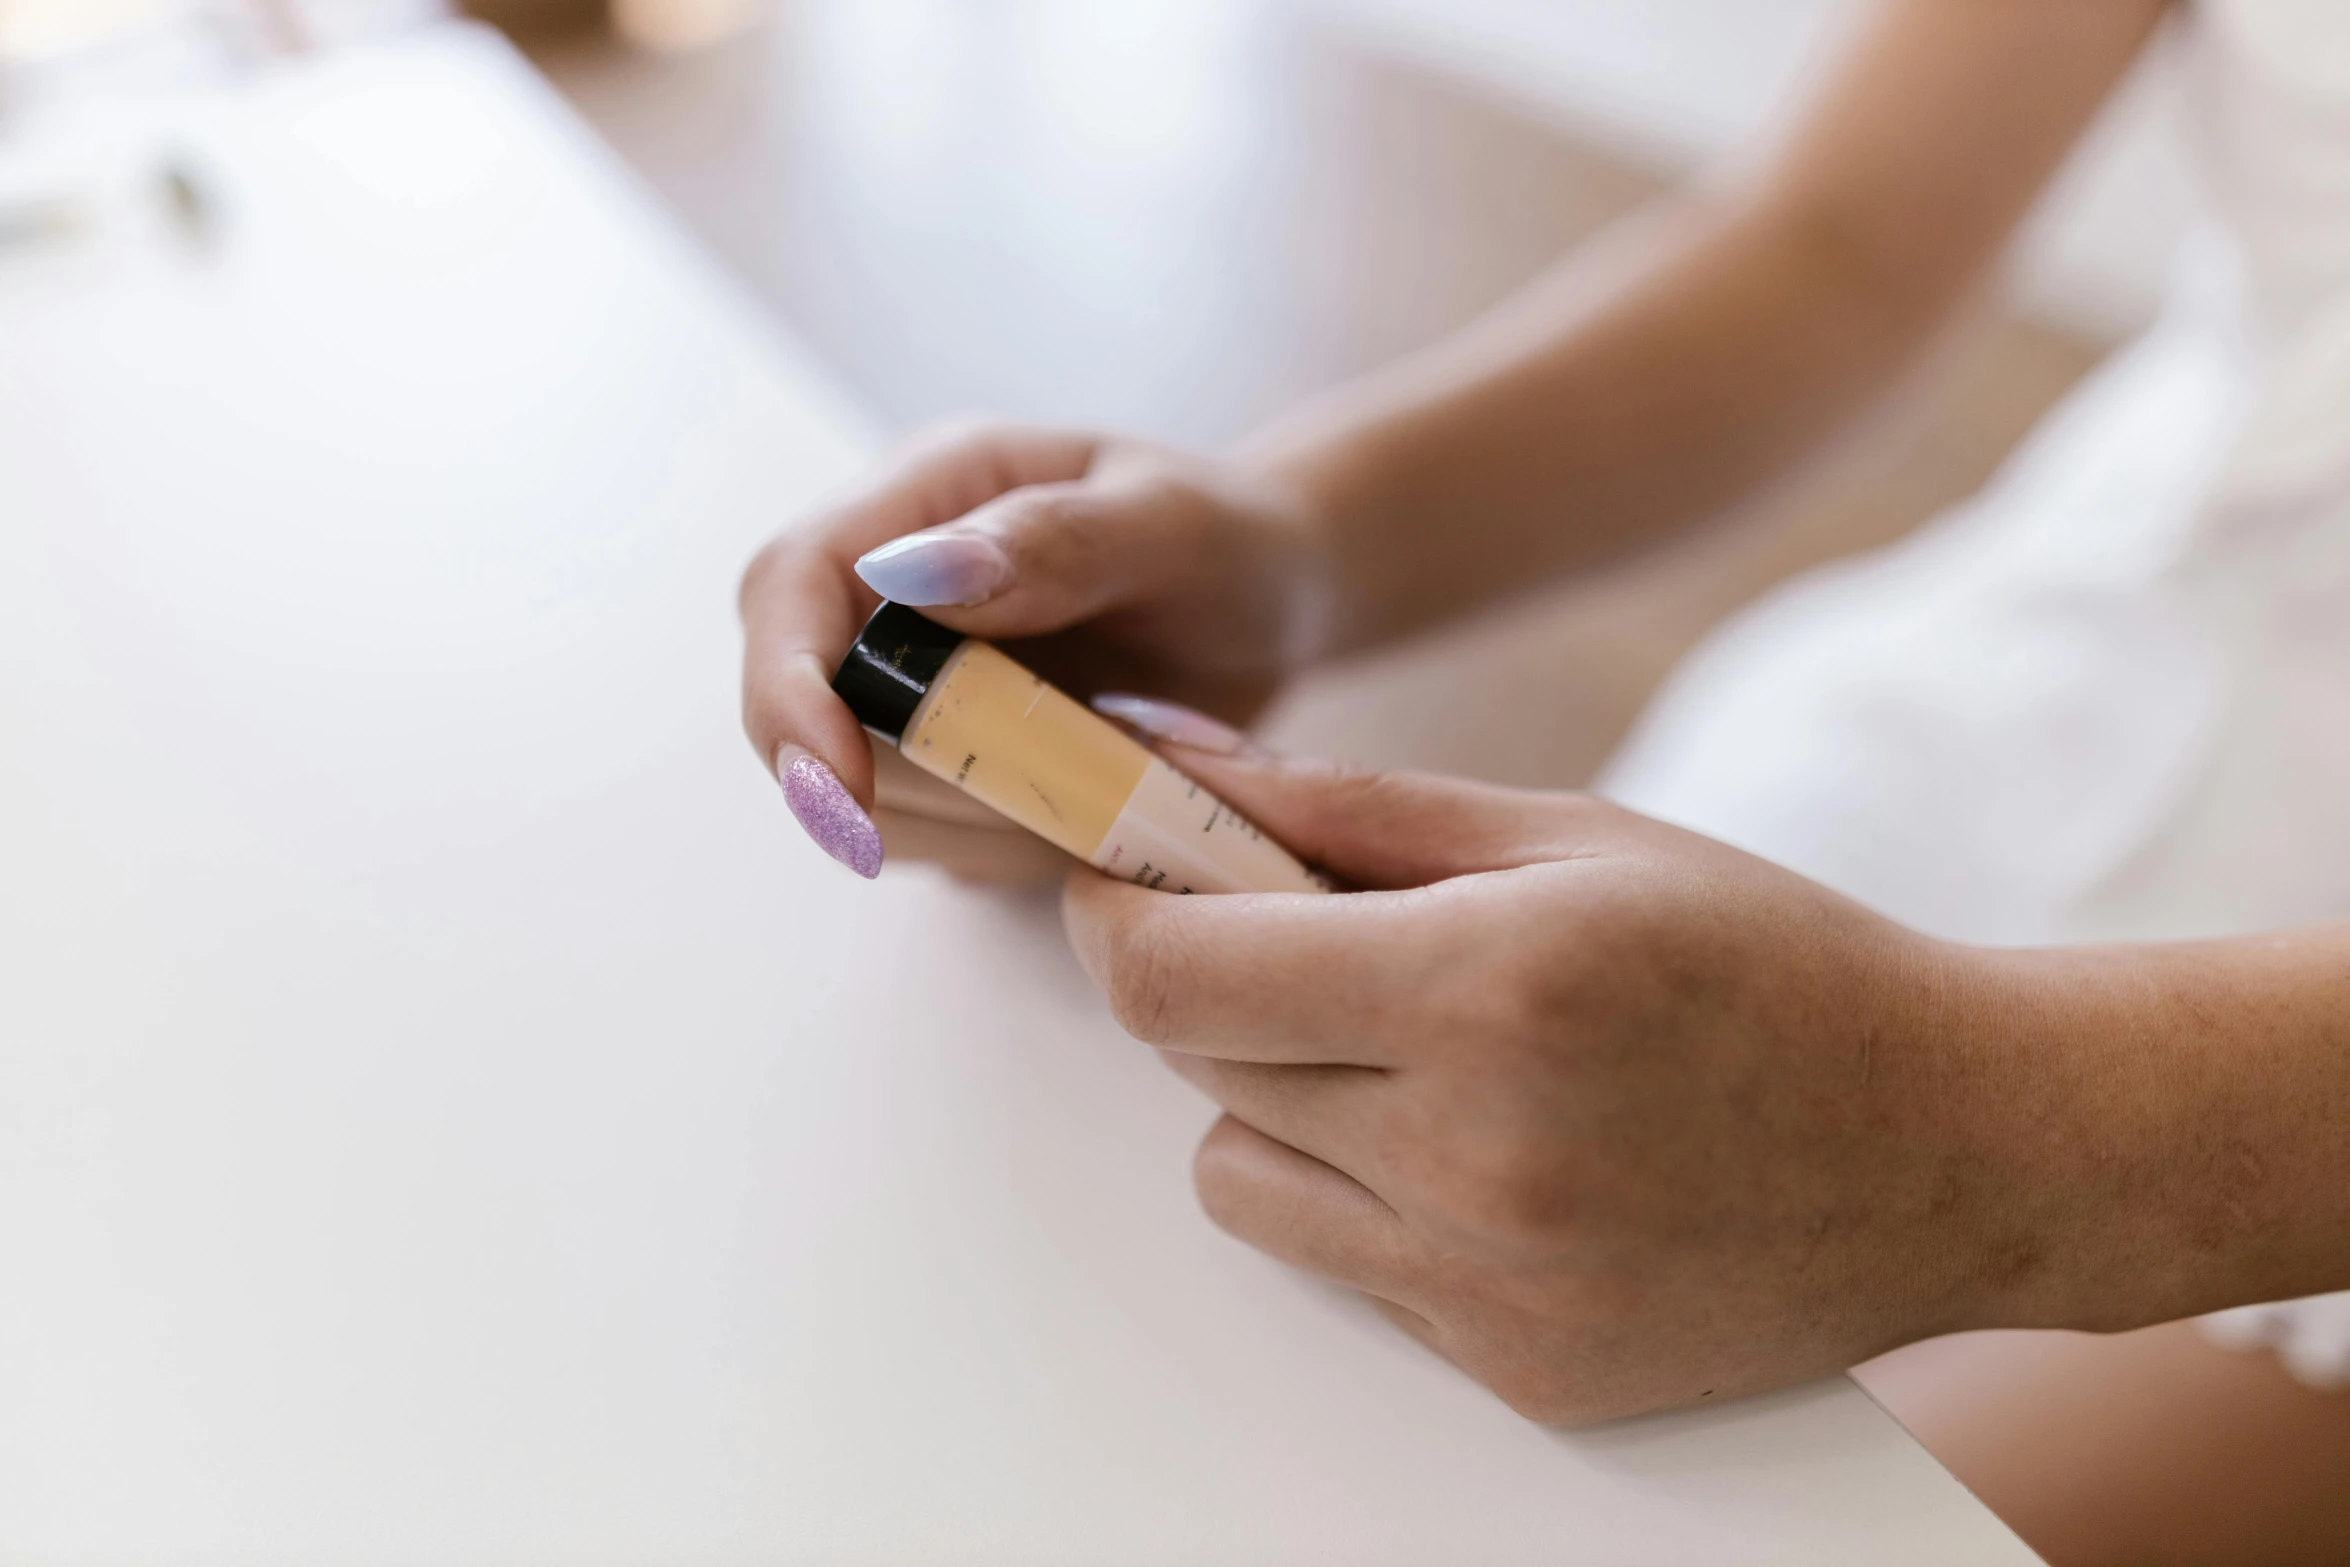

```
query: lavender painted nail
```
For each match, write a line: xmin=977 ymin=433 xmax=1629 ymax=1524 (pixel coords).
xmin=779 ymin=750 xmax=883 ymax=879
xmin=854 ymin=532 xmax=1012 ymax=608
xmin=1091 ymin=693 xmax=1249 ymax=755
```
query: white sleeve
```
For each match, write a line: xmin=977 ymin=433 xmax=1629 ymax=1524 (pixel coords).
xmin=2200 ymin=1293 xmax=2350 ymax=1390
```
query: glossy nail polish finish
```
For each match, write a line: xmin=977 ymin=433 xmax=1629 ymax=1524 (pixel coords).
xmin=779 ymin=749 xmax=883 ymax=878
xmin=1090 ymin=693 xmax=1249 ymax=755
xmin=854 ymin=532 xmax=1012 ymax=608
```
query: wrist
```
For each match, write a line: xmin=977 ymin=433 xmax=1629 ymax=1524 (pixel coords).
xmin=1918 ymin=937 xmax=2350 ymax=1335
xmin=1233 ymin=397 xmax=1419 ymax=658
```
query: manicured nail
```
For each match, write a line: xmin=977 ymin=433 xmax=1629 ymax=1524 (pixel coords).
xmin=777 ymin=748 xmax=883 ymax=878
xmin=1091 ymin=693 xmax=1250 ymax=755
xmin=854 ymin=532 xmax=1012 ymax=608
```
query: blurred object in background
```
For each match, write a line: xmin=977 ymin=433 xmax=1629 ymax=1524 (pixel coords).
xmin=0 ymin=0 xmax=451 ymax=63
xmin=0 ymin=0 xmax=442 ymax=282
xmin=0 ymin=142 xmax=215 ymax=256
xmin=0 ymin=0 xmax=448 ymax=113
xmin=454 ymin=0 xmax=595 ymax=46
xmin=606 ymin=0 xmax=760 ymax=54
xmin=456 ymin=0 xmax=762 ymax=53
xmin=0 ymin=0 xmax=273 ymax=104
xmin=1 ymin=0 xmax=186 ymax=62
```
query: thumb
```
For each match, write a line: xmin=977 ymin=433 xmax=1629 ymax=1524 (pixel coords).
xmin=850 ymin=471 xmax=1220 ymax=641
xmin=1095 ymin=700 xmax=1609 ymax=891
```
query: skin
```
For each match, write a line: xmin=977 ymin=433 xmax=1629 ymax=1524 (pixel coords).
xmin=738 ymin=0 xmax=2350 ymax=1552
xmin=1861 ymin=1325 xmax=2350 ymax=1566
xmin=740 ymin=425 xmax=1322 ymax=880
xmin=739 ymin=0 xmax=2175 ymax=876
xmin=1055 ymin=744 xmax=2350 ymax=1425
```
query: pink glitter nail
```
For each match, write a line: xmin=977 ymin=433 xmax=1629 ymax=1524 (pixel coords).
xmin=780 ymin=753 xmax=883 ymax=879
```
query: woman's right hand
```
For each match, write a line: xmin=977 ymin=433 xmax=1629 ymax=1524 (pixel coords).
xmin=739 ymin=419 xmax=1334 ymax=883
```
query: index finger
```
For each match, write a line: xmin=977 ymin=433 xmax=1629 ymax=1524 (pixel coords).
xmin=1061 ymin=868 xmax=1467 ymax=1066
xmin=739 ymin=422 xmax=1099 ymax=801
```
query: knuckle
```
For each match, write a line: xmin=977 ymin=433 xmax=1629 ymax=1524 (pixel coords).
xmin=736 ymin=533 xmax=802 ymax=617
xmin=1190 ymin=1129 xmax=1253 ymax=1236
xmin=1124 ymin=467 xmax=1214 ymax=533
xmin=1484 ymin=1364 xmax=1555 ymax=1423
xmin=1277 ymin=758 xmax=1405 ymax=843
xmin=739 ymin=683 xmax=781 ymax=750
xmin=1323 ymin=760 xmax=1408 ymax=821
xmin=1512 ymin=898 xmax=1642 ymax=1028
xmin=738 ymin=646 xmax=821 ymax=757
xmin=1099 ymin=913 xmax=1188 ymax=1045
xmin=1548 ymin=788 xmax=1621 ymax=833
xmin=1487 ymin=1367 xmax=1606 ymax=1428
xmin=1445 ymin=927 xmax=1559 ymax=1047
xmin=1460 ymin=1320 xmax=1623 ymax=1428
xmin=988 ymin=485 xmax=1088 ymax=545
xmin=738 ymin=664 xmax=800 ymax=759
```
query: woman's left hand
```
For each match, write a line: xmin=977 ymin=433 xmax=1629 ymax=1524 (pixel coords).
xmin=1061 ymin=731 xmax=2164 ymax=1424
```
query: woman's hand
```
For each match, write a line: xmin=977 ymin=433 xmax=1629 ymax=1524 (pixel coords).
xmin=1059 ymin=726 xmax=2273 ymax=1425
xmin=740 ymin=421 xmax=1331 ymax=882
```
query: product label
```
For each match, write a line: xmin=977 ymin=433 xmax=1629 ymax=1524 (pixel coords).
xmin=1090 ymin=758 xmax=1331 ymax=895
xmin=901 ymin=644 xmax=1147 ymax=860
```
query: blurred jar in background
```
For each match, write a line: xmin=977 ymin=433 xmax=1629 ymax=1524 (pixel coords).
xmin=0 ymin=0 xmax=444 ymax=99
xmin=459 ymin=0 xmax=762 ymax=53
xmin=1 ymin=0 xmax=187 ymax=61
xmin=605 ymin=0 xmax=759 ymax=53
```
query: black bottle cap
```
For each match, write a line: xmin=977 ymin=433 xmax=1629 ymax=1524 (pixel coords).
xmin=832 ymin=601 xmax=967 ymax=743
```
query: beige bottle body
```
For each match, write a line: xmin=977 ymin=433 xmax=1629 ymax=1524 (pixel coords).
xmin=897 ymin=640 xmax=1327 ymax=896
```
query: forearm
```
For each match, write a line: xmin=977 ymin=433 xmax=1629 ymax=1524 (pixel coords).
xmin=1236 ymin=0 xmax=2169 ymax=656
xmin=1949 ymin=928 xmax=2350 ymax=1333
xmin=1242 ymin=189 xmax=1944 ymax=650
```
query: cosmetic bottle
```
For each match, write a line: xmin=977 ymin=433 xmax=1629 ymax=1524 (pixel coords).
xmin=834 ymin=602 xmax=1328 ymax=895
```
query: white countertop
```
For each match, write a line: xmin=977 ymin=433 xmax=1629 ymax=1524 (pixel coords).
xmin=0 ymin=27 xmax=2038 ymax=1563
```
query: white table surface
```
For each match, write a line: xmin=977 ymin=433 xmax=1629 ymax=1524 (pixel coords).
xmin=0 ymin=27 xmax=2040 ymax=1565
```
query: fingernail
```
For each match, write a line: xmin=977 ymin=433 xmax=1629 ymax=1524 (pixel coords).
xmin=777 ymin=747 xmax=883 ymax=879
xmin=1091 ymin=693 xmax=1250 ymax=755
xmin=854 ymin=532 xmax=1012 ymax=608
